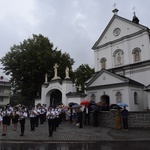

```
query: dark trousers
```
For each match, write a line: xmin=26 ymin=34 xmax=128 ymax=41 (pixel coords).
xmin=20 ymin=118 xmax=25 ymax=134
xmin=85 ymin=114 xmax=90 ymax=125
xmin=40 ymin=114 xmax=44 ymax=124
xmin=79 ymin=118 xmax=83 ymax=128
xmin=93 ymin=111 xmax=98 ymax=127
xmin=123 ymin=117 xmax=128 ymax=129
xmin=35 ymin=115 xmax=39 ymax=127
xmin=70 ymin=115 xmax=73 ymax=123
xmin=48 ymin=119 xmax=54 ymax=136
xmin=30 ymin=117 xmax=35 ymax=131
xmin=59 ymin=114 xmax=62 ymax=124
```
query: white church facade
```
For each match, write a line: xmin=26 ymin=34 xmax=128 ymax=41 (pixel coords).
xmin=85 ymin=8 xmax=150 ymax=111
xmin=37 ymin=8 xmax=150 ymax=111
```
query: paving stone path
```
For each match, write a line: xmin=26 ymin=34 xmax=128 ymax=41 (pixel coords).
xmin=0 ymin=119 xmax=150 ymax=142
xmin=0 ymin=119 xmax=113 ymax=142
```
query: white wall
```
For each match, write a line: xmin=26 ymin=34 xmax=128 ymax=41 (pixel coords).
xmin=95 ymin=33 xmax=150 ymax=72
xmin=86 ymin=85 xmax=144 ymax=111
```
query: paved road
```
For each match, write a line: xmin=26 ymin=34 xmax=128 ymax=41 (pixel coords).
xmin=0 ymin=118 xmax=150 ymax=142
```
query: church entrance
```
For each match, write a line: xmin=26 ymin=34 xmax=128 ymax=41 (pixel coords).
xmin=50 ymin=89 xmax=62 ymax=107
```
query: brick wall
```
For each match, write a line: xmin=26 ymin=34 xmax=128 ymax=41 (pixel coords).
xmin=89 ymin=111 xmax=150 ymax=128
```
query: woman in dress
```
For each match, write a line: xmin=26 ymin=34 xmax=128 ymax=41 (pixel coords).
xmin=115 ymin=108 xmax=122 ymax=130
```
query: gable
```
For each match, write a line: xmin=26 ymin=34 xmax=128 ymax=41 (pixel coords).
xmin=93 ymin=15 xmax=148 ymax=49
xmin=88 ymin=71 xmax=127 ymax=87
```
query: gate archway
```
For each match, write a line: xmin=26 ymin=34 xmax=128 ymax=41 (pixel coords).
xmin=50 ymin=89 xmax=62 ymax=106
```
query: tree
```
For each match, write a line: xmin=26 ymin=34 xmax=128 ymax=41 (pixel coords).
xmin=0 ymin=34 xmax=74 ymax=104
xmin=74 ymin=64 xmax=94 ymax=92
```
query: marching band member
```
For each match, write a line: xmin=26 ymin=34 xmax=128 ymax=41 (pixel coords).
xmin=54 ymin=108 xmax=59 ymax=130
xmin=18 ymin=107 xmax=28 ymax=136
xmin=1 ymin=106 xmax=12 ymax=136
xmin=46 ymin=107 xmax=55 ymax=137
xmin=12 ymin=107 xmax=20 ymax=131
xmin=29 ymin=107 xmax=37 ymax=131
xmin=40 ymin=106 xmax=45 ymax=124
xmin=35 ymin=106 xmax=40 ymax=127
xmin=58 ymin=106 xmax=62 ymax=124
xmin=42 ymin=104 xmax=47 ymax=122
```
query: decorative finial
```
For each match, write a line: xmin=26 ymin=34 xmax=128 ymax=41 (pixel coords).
xmin=112 ymin=2 xmax=119 ymax=15
xmin=132 ymin=6 xmax=139 ymax=24
xmin=113 ymin=2 xmax=117 ymax=9
xmin=132 ymin=6 xmax=136 ymax=16
xmin=132 ymin=7 xmax=136 ymax=13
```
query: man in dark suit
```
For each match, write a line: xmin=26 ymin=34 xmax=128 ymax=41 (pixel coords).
xmin=84 ymin=106 xmax=90 ymax=126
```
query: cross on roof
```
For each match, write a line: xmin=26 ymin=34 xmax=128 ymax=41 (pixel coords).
xmin=132 ymin=6 xmax=136 ymax=12
xmin=113 ymin=2 xmax=117 ymax=9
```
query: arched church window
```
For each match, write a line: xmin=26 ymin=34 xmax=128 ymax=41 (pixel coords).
xmin=134 ymin=92 xmax=138 ymax=104
xmin=100 ymin=57 xmax=106 ymax=69
xmin=116 ymin=91 xmax=122 ymax=103
xmin=132 ymin=48 xmax=141 ymax=62
xmin=113 ymin=49 xmax=124 ymax=66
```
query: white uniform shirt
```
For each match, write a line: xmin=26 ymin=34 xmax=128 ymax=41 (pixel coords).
xmin=19 ymin=111 xmax=28 ymax=119
xmin=46 ymin=110 xmax=55 ymax=119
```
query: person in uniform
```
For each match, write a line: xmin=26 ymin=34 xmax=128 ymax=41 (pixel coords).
xmin=1 ymin=106 xmax=11 ymax=136
xmin=18 ymin=107 xmax=28 ymax=136
xmin=40 ymin=106 xmax=45 ymax=124
xmin=46 ymin=107 xmax=55 ymax=137
xmin=35 ymin=106 xmax=40 ymax=127
xmin=29 ymin=107 xmax=37 ymax=131
xmin=54 ymin=108 xmax=59 ymax=131
xmin=12 ymin=107 xmax=20 ymax=131
xmin=58 ymin=106 xmax=62 ymax=124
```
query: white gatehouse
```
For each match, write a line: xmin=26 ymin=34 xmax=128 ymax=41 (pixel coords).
xmin=35 ymin=64 xmax=86 ymax=107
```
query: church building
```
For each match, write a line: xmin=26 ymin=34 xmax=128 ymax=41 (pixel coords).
xmin=85 ymin=8 xmax=150 ymax=111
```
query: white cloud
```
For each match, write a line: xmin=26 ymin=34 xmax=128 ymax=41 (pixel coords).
xmin=1 ymin=0 xmax=150 ymax=77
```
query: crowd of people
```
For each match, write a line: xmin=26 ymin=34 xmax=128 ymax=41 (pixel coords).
xmin=0 ymin=104 xmax=65 ymax=137
xmin=0 ymin=102 xmax=129 ymax=138
xmin=0 ymin=103 xmax=91 ymax=137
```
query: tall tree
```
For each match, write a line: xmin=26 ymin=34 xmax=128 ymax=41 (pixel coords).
xmin=1 ymin=34 xmax=74 ymax=104
xmin=74 ymin=64 xmax=94 ymax=92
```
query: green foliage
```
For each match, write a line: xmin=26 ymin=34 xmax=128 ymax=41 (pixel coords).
xmin=1 ymin=34 xmax=74 ymax=103
xmin=74 ymin=64 xmax=94 ymax=92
